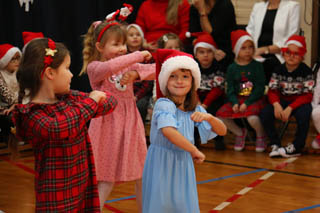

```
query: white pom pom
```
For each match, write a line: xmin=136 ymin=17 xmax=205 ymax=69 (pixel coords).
xmin=185 ymin=32 xmax=191 ymax=38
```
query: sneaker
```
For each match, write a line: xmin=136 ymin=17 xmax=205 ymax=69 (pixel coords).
xmin=311 ymin=137 xmax=320 ymax=149
xmin=255 ymin=136 xmax=266 ymax=152
xmin=278 ymin=143 xmax=301 ymax=158
xmin=269 ymin=144 xmax=281 ymax=158
xmin=234 ymin=128 xmax=247 ymax=151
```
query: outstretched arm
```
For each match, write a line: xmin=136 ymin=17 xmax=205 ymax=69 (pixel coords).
xmin=161 ymin=127 xmax=205 ymax=163
xmin=191 ymin=111 xmax=227 ymax=136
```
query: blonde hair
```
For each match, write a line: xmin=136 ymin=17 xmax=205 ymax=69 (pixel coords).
xmin=166 ymin=0 xmax=182 ymax=25
xmin=80 ymin=21 xmax=126 ymax=76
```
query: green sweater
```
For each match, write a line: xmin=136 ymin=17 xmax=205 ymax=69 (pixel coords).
xmin=226 ymin=60 xmax=265 ymax=106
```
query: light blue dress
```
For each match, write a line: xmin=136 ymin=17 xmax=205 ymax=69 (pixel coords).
xmin=142 ymin=98 xmax=217 ymax=213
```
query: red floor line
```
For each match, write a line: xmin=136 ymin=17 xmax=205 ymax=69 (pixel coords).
xmin=104 ymin=204 xmax=124 ymax=213
xmin=0 ymin=156 xmax=36 ymax=175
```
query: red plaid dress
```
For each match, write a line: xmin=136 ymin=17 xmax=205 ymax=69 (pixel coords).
xmin=12 ymin=90 xmax=117 ymax=212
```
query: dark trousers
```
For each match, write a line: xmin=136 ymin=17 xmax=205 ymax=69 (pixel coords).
xmin=0 ymin=114 xmax=14 ymax=143
xmin=136 ymin=96 xmax=151 ymax=123
xmin=259 ymin=100 xmax=312 ymax=151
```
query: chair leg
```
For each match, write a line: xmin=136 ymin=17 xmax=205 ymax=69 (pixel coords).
xmin=8 ymin=133 xmax=19 ymax=160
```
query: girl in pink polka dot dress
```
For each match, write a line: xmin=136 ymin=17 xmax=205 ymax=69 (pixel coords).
xmin=80 ymin=18 xmax=155 ymax=211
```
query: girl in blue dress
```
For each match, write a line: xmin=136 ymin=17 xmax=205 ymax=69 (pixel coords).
xmin=142 ymin=49 xmax=227 ymax=213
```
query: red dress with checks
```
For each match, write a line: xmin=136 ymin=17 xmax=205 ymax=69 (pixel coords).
xmin=12 ymin=90 xmax=117 ymax=212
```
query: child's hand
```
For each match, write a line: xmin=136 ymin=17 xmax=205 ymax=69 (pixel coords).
xmin=239 ymin=103 xmax=247 ymax=112
xmin=3 ymin=104 xmax=16 ymax=115
xmin=232 ymin=104 xmax=239 ymax=113
xmin=120 ymin=71 xmax=139 ymax=85
xmin=273 ymin=102 xmax=283 ymax=120
xmin=191 ymin=149 xmax=205 ymax=164
xmin=140 ymin=50 xmax=152 ymax=61
xmin=280 ymin=106 xmax=292 ymax=122
xmin=190 ymin=111 xmax=210 ymax=123
xmin=215 ymin=49 xmax=226 ymax=61
xmin=89 ymin=90 xmax=106 ymax=103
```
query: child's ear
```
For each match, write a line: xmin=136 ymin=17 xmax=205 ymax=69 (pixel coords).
xmin=95 ymin=42 xmax=104 ymax=53
xmin=43 ymin=67 xmax=55 ymax=80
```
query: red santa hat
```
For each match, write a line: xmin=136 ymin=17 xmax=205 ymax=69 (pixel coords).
xmin=0 ymin=44 xmax=21 ymax=69
xmin=153 ymin=49 xmax=201 ymax=98
xmin=186 ymin=32 xmax=217 ymax=55
xmin=231 ymin=30 xmax=254 ymax=58
xmin=22 ymin=31 xmax=44 ymax=46
xmin=282 ymin=34 xmax=307 ymax=56
xmin=127 ymin=24 xmax=144 ymax=39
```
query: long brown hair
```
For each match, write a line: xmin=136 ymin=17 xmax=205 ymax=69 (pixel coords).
xmin=16 ymin=38 xmax=69 ymax=104
xmin=80 ymin=21 xmax=126 ymax=75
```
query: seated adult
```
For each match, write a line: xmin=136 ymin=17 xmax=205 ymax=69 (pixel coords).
xmin=135 ymin=0 xmax=190 ymax=51
xmin=246 ymin=0 xmax=300 ymax=82
xmin=189 ymin=0 xmax=236 ymax=66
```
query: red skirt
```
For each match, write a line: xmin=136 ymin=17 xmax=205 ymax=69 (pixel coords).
xmin=216 ymin=96 xmax=266 ymax=118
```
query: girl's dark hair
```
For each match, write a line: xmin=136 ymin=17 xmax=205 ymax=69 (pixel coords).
xmin=17 ymin=38 xmax=69 ymax=103
xmin=166 ymin=75 xmax=199 ymax=111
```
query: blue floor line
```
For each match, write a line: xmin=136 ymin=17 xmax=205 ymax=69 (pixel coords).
xmin=105 ymin=168 xmax=266 ymax=204
xmin=282 ymin=204 xmax=320 ymax=212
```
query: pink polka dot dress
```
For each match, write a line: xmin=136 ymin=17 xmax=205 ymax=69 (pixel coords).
xmin=87 ymin=51 xmax=155 ymax=182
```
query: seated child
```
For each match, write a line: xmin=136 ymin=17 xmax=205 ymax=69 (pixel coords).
xmin=157 ymin=32 xmax=184 ymax=51
xmin=312 ymin=67 xmax=320 ymax=149
xmin=259 ymin=35 xmax=314 ymax=157
xmin=190 ymin=32 xmax=226 ymax=149
xmin=127 ymin=24 xmax=154 ymax=122
xmin=0 ymin=44 xmax=21 ymax=142
xmin=216 ymin=30 xmax=266 ymax=152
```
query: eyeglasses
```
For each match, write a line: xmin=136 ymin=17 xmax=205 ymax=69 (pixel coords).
xmin=282 ymin=48 xmax=304 ymax=58
xmin=10 ymin=56 xmax=21 ymax=63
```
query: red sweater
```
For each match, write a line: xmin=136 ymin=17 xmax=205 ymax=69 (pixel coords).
xmin=135 ymin=0 xmax=190 ymax=43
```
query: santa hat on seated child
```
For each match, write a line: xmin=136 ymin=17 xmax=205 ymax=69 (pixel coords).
xmin=231 ymin=30 xmax=254 ymax=58
xmin=127 ymin=24 xmax=144 ymax=39
xmin=281 ymin=35 xmax=307 ymax=56
xmin=153 ymin=49 xmax=201 ymax=98
xmin=22 ymin=31 xmax=44 ymax=52
xmin=0 ymin=44 xmax=21 ymax=69
xmin=186 ymin=32 xmax=217 ymax=55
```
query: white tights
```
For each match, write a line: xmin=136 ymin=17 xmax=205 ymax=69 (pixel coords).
xmin=220 ymin=115 xmax=265 ymax=137
xmin=98 ymin=179 xmax=142 ymax=213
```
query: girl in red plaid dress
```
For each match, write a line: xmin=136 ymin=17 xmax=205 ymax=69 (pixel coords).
xmin=216 ymin=30 xmax=266 ymax=152
xmin=12 ymin=38 xmax=117 ymax=212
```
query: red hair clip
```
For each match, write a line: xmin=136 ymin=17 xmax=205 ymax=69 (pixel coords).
xmin=42 ymin=38 xmax=57 ymax=78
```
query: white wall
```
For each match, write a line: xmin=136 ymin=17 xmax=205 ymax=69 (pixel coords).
xmin=231 ymin=0 xmax=314 ymax=66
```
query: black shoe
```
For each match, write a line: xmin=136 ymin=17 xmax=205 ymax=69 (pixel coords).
xmin=214 ymin=136 xmax=225 ymax=150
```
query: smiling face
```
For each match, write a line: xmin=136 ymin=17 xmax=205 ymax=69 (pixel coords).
xmin=167 ymin=69 xmax=193 ymax=99
xmin=126 ymin=26 xmax=143 ymax=50
xmin=98 ymin=32 xmax=127 ymax=61
xmin=52 ymin=54 xmax=73 ymax=94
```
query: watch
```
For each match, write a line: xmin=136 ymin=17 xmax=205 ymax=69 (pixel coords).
xmin=264 ymin=46 xmax=270 ymax=54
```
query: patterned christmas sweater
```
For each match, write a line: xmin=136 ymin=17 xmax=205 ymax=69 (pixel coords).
xmin=197 ymin=60 xmax=225 ymax=107
xmin=268 ymin=62 xmax=314 ymax=109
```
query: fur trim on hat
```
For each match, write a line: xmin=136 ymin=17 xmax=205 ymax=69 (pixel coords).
xmin=0 ymin=47 xmax=21 ymax=69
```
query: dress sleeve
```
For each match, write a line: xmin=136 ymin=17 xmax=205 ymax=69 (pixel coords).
xmin=130 ymin=63 xmax=156 ymax=81
xmin=153 ymin=98 xmax=178 ymax=130
xmin=194 ymin=105 xmax=217 ymax=144
xmin=87 ymin=51 xmax=145 ymax=85
xmin=0 ymin=73 xmax=16 ymax=109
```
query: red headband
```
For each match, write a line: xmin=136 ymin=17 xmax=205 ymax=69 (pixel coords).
xmin=97 ymin=22 xmax=119 ymax=42
xmin=42 ymin=38 xmax=57 ymax=78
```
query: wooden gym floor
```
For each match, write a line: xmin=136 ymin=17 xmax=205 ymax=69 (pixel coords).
xmin=1 ymin=126 xmax=320 ymax=212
